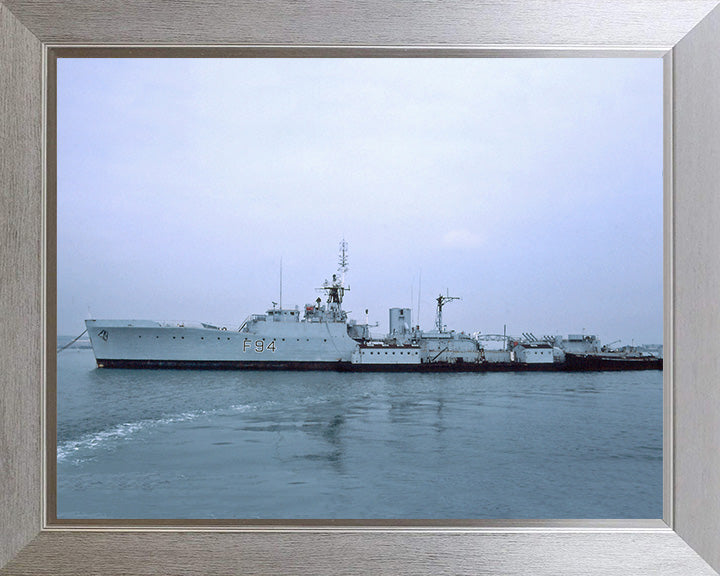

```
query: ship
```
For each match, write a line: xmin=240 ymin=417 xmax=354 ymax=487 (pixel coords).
xmin=85 ymin=241 xmax=662 ymax=372
xmin=562 ymin=346 xmax=664 ymax=371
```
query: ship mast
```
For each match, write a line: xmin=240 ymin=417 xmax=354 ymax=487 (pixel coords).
xmin=331 ymin=238 xmax=349 ymax=305
xmin=435 ymin=291 xmax=460 ymax=332
xmin=318 ymin=240 xmax=350 ymax=310
xmin=338 ymin=238 xmax=349 ymax=286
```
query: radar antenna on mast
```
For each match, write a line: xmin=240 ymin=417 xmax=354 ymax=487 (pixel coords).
xmin=435 ymin=290 xmax=460 ymax=333
xmin=338 ymin=238 xmax=349 ymax=283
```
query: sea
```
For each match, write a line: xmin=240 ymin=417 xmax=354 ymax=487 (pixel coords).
xmin=57 ymin=347 xmax=663 ymax=519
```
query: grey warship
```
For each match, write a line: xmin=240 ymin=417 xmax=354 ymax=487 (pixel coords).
xmin=85 ymin=241 xmax=661 ymax=372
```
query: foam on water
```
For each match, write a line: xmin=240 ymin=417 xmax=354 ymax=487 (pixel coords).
xmin=57 ymin=403 xmax=253 ymax=463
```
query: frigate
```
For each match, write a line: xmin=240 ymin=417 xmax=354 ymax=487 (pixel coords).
xmin=85 ymin=241 xmax=661 ymax=372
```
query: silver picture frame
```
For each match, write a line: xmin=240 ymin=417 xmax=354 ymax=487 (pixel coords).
xmin=2 ymin=1 xmax=720 ymax=574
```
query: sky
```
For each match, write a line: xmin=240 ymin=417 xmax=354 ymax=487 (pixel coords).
xmin=57 ymin=58 xmax=663 ymax=345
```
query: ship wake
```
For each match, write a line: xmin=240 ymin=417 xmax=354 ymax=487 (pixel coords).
xmin=57 ymin=403 xmax=254 ymax=463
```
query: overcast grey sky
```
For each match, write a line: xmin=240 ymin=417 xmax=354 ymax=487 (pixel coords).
xmin=58 ymin=58 xmax=662 ymax=344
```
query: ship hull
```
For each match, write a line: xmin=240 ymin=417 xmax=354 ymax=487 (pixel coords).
xmin=93 ymin=358 xmax=662 ymax=372
xmin=85 ymin=319 xmax=359 ymax=364
xmin=563 ymin=353 xmax=663 ymax=371
xmin=85 ymin=321 xmax=662 ymax=372
xmin=95 ymin=359 xmax=348 ymax=370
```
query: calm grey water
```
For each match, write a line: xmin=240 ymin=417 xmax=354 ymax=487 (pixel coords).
xmin=57 ymin=349 xmax=662 ymax=519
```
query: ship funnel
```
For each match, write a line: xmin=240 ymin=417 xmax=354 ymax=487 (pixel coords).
xmin=389 ymin=308 xmax=412 ymax=337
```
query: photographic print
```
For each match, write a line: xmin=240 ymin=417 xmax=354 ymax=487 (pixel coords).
xmin=56 ymin=58 xmax=662 ymax=519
